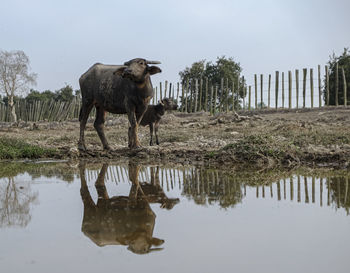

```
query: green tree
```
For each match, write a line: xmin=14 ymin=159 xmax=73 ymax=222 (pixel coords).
xmin=179 ymin=56 xmax=245 ymax=111
xmin=324 ymin=48 xmax=350 ymax=105
xmin=25 ymin=89 xmax=56 ymax=103
xmin=55 ymin=84 xmax=74 ymax=102
xmin=74 ymin=89 xmax=81 ymax=99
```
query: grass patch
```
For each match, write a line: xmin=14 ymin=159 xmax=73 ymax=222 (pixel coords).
xmin=291 ymin=131 xmax=350 ymax=147
xmin=0 ymin=137 xmax=57 ymax=160
xmin=277 ymin=127 xmax=350 ymax=147
xmin=221 ymin=135 xmax=293 ymax=162
xmin=206 ymin=151 xmax=216 ymax=158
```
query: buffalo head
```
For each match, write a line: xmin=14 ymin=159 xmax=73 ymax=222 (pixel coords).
xmin=114 ymin=58 xmax=161 ymax=82
xmin=161 ymin=97 xmax=178 ymax=111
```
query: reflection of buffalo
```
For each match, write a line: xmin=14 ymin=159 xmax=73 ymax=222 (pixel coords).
xmin=79 ymin=163 xmax=179 ymax=254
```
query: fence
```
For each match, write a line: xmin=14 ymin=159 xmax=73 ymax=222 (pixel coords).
xmin=0 ymin=97 xmax=83 ymax=122
xmin=151 ymin=64 xmax=348 ymax=113
xmin=0 ymin=63 xmax=348 ymax=122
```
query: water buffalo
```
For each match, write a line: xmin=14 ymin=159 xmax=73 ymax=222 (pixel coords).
xmin=78 ymin=58 xmax=161 ymax=151
xmin=140 ymin=98 xmax=178 ymax=146
xmin=79 ymin=163 xmax=179 ymax=254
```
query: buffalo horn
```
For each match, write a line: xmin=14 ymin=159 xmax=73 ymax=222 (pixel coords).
xmin=146 ymin=60 xmax=161 ymax=64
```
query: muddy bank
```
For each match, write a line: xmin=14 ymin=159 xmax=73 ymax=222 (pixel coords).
xmin=1 ymin=107 xmax=350 ymax=169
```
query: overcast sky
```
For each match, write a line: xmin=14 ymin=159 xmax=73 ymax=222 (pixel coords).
xmin=1 ymin=0 xmax=349 ymax=92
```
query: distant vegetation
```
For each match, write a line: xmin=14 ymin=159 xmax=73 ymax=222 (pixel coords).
xmin=325 ymin=48 xmax=350 ymax=105
xmin=178 ymin=56 xmax=246 ymax=110
xmin=1 ymin=84 xmax=80 ymax=105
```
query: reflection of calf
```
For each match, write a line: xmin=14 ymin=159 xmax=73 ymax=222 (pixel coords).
xmin=79 ymin=163 xmax=178 ymax=254
xmin=141 ymin=166 xmax=179 ymax=209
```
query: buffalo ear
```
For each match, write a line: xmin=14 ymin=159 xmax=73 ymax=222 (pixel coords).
xmin=113 ymin=66 xmax=126 ymax=76
xmin=148 ymin=66 xmax=161 ymax=75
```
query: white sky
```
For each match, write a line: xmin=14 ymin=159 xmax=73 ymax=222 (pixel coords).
xmin=1 ymin=0 xmax=349 ymax=92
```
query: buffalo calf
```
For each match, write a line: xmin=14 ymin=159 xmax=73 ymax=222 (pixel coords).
xmin=140 ymin=98 xmax=178 ymax=146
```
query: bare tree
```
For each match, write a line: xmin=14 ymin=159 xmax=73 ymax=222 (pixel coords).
xmin=0 ymin=50 xmax=37 ymax=122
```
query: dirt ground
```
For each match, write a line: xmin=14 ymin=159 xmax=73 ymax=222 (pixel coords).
xmin=1 ymin=107 xmax=350 ymax=169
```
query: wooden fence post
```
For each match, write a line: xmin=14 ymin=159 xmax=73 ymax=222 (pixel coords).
xmin=260 ymin=74 xmax=263 ymax=108
xmin=185 ymin=79 xmax=189 ymax=112
xmin=180 ymin=83 xmax=184 ymax=111
xmin=189 ymin=80 xmax=193 ymax=112
xmin=231 ymin=80 xmax=235 ymax=111
xmin=254 ymin=74 xmax=258 ymax=109
xmin=275 ymin=71 xmax=279 ymax=109
xmin=37 ymin=100 xmax=42 ymax=121
xmin=169 ymin=82 xmax=172 ymax=98
xmin=295 ymin=69 xmax=299 ymax=109
xmin=204 ymin=78 xmax=208 ymax=112
xmin=36 ymin=101 xmax=40 ymax=121
xmin=303 ymin=68 xmax=307 ymax=108
xmin=236 ymin=75 xmax=240 ymax=109
xmin=160 ymin=82 xmax=163 ymax=100
xmin=33 ymin=101 xmax=37 ymax=121
xmin=288 ymin=71 xmax=292 ymax=109
xmin=0 ymin=104 xmax=5 ymax=122
xmin=318 ymin=65 xmax=322 ymax=107
xmin=42 ymin=100 xmax=49 ymax=121
xmin=164 ymin=80 xmax=168 ymax=98
xmin=194 ymin=79 xmax=198 ymax=112
xmin=199 ymin=78 xmax=203 ymax=111
xmin=242 ymin=76 xmax=245 ymax=109
xmin=153 ymin=87 xmax=158 ymax=104
xmin=214 ymin=85 xmax=218 ymax=113
xmin=282 ymin=72 xmax=285 ymax=108
xmin=176 ymin=82 xmax=180 ymax=104
xmin=326 ymin=66 xmax=329 ymax=106
xmin=268 ymin=74 xmax=271 ymax=108
xmin=336 ymin=63 xmax=339 ymax=106
xmin=310 ymin=68 xmax=314 ymax=108
xmin=248 ymin=86 xmax=251 ymax=110
xmin=210 ymin=85 xmax=214 ymax=114
xmin=342 ymin=67 xmax=347 ymax=106
xmin=220 ymin=78 xmax=224 ymax=112
xmin=224 ymin=78 xmax=228 ymax=112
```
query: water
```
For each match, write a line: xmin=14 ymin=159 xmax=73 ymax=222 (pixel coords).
xmin=0 ymin=162 xmax=349 ymax=273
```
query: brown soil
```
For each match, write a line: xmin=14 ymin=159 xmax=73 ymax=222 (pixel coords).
xmin=1 ymin=107 xmax=350 ymax=169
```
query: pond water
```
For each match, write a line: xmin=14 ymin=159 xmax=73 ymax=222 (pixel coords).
xmin=0 ymin=162 xmax=349 ymax=273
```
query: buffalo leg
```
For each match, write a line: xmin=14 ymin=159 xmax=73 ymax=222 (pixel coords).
xmin=79 ymin=162 xmax=96 ymax=208
xmin=127 ymin=110 xmax=141 ymax=148
xmin=94 ymin=106 xmax=110 ymax=150
xmin=155 ymin=121 xmax=160 ymax=145
xmin=95 ymin=164 xmax=109 ymax=200
xmin=149 ymin=123 xmax=154 ymax=146
xmin=78 ymin=102 xmax=94 ymax=151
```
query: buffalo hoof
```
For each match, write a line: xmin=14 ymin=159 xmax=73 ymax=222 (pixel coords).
xmin=78 ymin=142 xmax=87 ymax=152
xmin=103 ymin=146 xmax=111 ymax=151
xmin=130 ymin=145 xmax=143 ymax=150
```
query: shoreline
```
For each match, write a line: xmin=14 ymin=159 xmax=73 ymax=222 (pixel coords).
xmin=1 ymin=107 xmax=350 ymax=170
